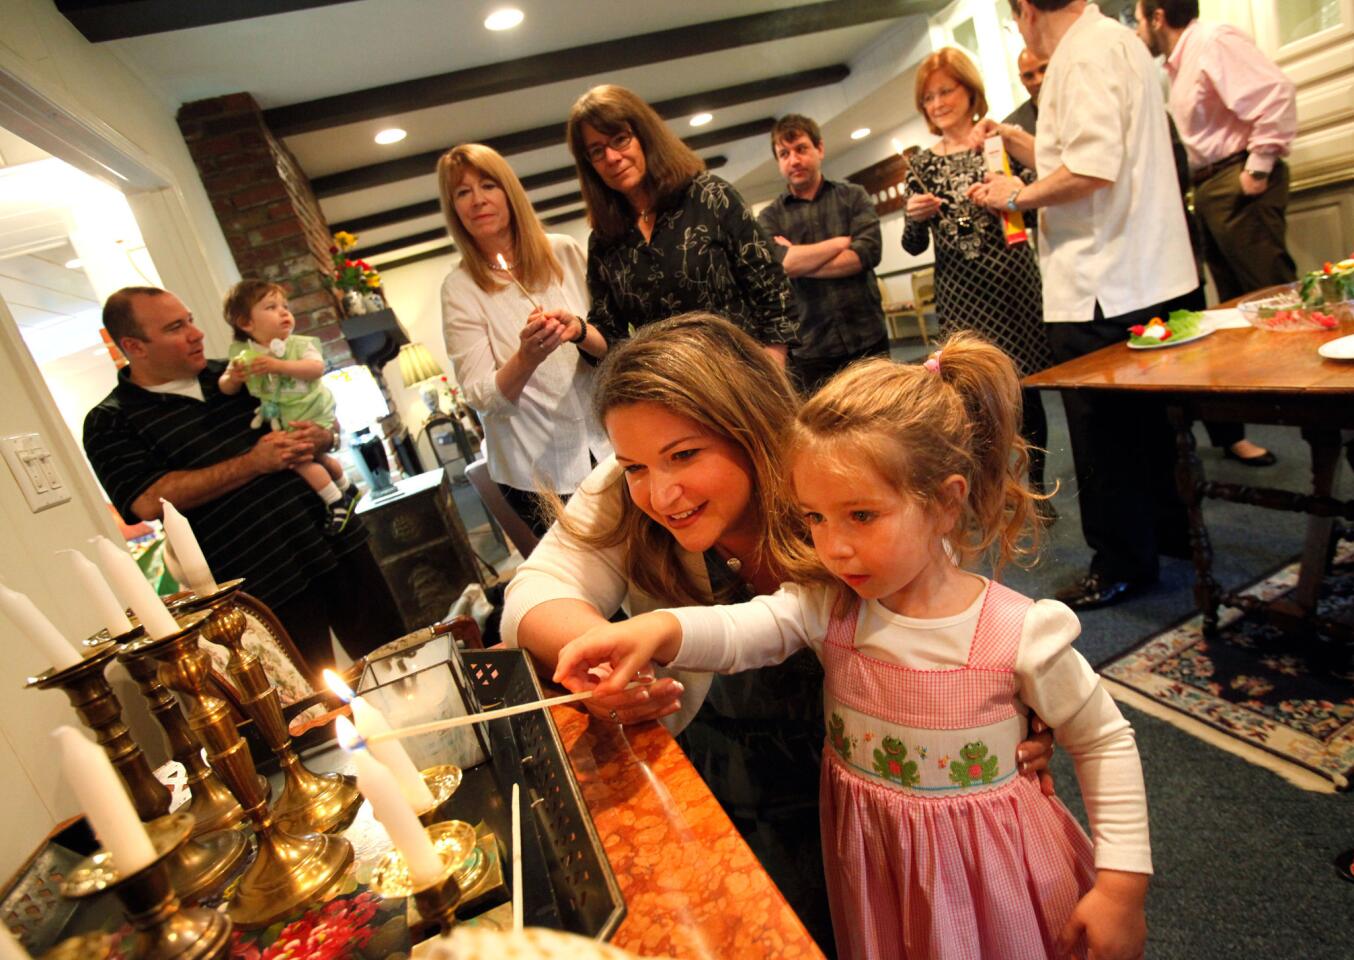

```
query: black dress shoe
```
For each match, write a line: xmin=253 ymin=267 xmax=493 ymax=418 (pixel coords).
xmin=1222 ymin=447 xmax=1278 ymax=467
xmin=1054 ymin=574 xmax=1150 ymax=611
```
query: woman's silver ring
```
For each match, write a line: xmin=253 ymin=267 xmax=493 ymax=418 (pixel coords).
xmin=608 ymin=709 xmax=620 ymax=723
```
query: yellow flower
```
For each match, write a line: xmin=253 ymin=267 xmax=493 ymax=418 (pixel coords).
xmin=333 ymin=231 xmax=358 ymax=251
xmin=365 ymin=275 xmax=381 ymax=288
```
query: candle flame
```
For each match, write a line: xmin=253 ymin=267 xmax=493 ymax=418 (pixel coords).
xmin=324 ymin=668 xmax=356 ymax=703
xmin=334 ymin=714 xmax=364 ymax=751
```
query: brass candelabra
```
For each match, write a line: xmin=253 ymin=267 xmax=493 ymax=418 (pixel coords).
xmin=183 ymin=579 xmax=361 ymax=835
xmin=124 ymin=612 xmax=353 ymax=930
xmin=27 ymin=642 xmax=168 ymax=821
xmin=112 ymin=629 xmax=244 ymax=836
xmin=61 ymin=812 xmax=233 ymax=960
xmin=29 ymin=635 xmax=244 ymax=903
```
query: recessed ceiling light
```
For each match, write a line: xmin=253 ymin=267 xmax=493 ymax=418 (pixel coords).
xmin=689 ymin=112 xmax=713 ymax=127
xmin=850 ymin=127 xmax=871 ymax=141
xmin=484 ymin=7 xmax=524 ymax=30
xmin=374 ymin=128 xmax=407 ymax=145
xmin=64 ymin=258 xmax=82 ymax=269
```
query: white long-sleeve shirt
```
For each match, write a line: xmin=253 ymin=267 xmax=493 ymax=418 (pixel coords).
xmin=441 ymin=234 xmax=611 ymax=493
xmin=665 ymin=580 xmax=1152 ymax=874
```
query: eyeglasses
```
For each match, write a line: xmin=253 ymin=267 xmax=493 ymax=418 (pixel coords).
xmin=584 ymin=130 xmax=635 ymax=164
xmin=922 ymin=85 xmax=961 ymax=106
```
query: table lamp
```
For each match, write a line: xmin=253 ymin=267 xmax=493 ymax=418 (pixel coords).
xmin=398 ymin=343 xmax=445 ymax=411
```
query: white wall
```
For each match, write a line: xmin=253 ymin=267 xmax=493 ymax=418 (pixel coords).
xmin=0 ymin=0 xmax=241 ymax=877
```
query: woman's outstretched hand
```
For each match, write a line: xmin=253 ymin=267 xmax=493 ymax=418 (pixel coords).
xmin=554 ymin=613 xmax=686 ymax=726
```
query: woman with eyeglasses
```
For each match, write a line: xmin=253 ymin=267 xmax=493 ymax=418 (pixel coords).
xmin=437 ymin=143 xmax=612 ymax=537
xmin=902 ymin=47 xmax=1055 ymax=520
xmin=566 ymin=84 xmax=796 ymax=367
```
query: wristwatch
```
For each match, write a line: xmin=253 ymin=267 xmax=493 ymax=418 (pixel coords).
xmin=568 ymin=314 xmax=589 ymax=344
xmin=1005 ymin=187 xmax=1022 ymax=212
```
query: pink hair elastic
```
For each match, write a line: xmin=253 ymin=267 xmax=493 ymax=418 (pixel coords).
xmin=924 ymin=351 xmax=942 ymax=374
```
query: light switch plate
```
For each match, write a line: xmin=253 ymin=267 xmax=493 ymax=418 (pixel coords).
xmin=2 ymin=433 xmax=71 ymax=513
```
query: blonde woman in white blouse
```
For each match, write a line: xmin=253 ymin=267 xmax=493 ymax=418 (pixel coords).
xmin=438 ymin=144 xmax=611 ymax=535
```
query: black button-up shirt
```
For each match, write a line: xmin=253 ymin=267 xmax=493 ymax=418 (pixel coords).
xmin=758 ymin=177 xmax=885 ymax=360
xmin=83 ymin=361 xmax=365 ymax=609
xmin=586 ymin=172 xmax=797 ymax=348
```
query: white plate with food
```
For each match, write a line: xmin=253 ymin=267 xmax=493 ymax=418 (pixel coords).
xmin=1317 ymin=334 xmax=1354 ymax=360
xmin=1126 ymin=328 xmax=1214 ymax=350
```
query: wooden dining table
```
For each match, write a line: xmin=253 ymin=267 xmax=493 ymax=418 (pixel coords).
xmin=1024 ymin=304 xmax=1354 ymax=647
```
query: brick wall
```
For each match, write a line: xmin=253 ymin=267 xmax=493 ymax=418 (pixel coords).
xmin=177 ymin=93 xmax=352 ymax=367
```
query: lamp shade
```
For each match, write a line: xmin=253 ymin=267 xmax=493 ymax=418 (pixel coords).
xmin=397 ymin=342 xmax=444 ymax=388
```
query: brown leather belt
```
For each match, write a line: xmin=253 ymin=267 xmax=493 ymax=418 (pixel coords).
xmin=1190 ymin=151 xmax=1247 ymax=186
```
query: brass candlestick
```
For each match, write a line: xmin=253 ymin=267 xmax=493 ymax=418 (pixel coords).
xmin=417 ymin=764 xmax=464 ymax=826
xmin=125 ymin=613 xmax=353 ymax=930
xmin=185 ymin=580 xmax=361 ymax=835
xmin=105 ymin=627 xmax=245 ymax=837
xmin=27 ymin=642 xmax=169 ymax=822
xmin=61 ymin=812 xmax=233 ymax=960
xmin=62 ymin=626 xmax=249 ymax=904
xmin=368 ymin=820 xmax=478 ymax=939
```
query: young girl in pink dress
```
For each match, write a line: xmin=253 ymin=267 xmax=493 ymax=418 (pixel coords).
xmin=554 ymin=333 xmax=1152 ymax=960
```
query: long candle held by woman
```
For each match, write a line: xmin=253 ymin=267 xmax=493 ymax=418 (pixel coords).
xmin=336 ymin=716 xmax=444 ymax=887
xmin=362 ymin=685 xmax=634 ymax=745
xmin=54 ymin=725 xmax=157 ymax=875
xmin=59 ymin=549 xmax=133 ymax=638
xmin=159 ymin=500 xmax=218 ymax=595
xmin=323 ymin=670 xmax=435 ymax=811
xmin=92 ymin=536 xmax=179 ymax=639
xmin=0 ymin=582 xmax=81 ymax=671
xmin=494 ymin=254 xmax=541 ymax=310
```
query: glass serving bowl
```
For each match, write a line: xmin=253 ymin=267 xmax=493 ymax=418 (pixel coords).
xmin=1236 ymin=284 xmax=1350 ymax=331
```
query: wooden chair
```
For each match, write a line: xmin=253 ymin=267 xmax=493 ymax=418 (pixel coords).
xmin=879 ymin=271 xmax=934 ymax=345
xmin=465 ymin=456 xmax=540 ymax=559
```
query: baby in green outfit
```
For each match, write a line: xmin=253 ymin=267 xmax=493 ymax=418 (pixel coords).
xmin=220 ymin=280 xmax=356 ymax=532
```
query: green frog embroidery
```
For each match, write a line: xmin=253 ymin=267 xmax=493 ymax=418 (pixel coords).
xmin=872 ymin=736 xmax=920 ymax=787
xmin=828 ymin=712 xmax=855 ymax=760
xmin=949 ymin=741 xmax=999 ymax=786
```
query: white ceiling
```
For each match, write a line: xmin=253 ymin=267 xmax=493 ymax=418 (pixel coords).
xmin=91 ymin=1 xmax=945 ymax=264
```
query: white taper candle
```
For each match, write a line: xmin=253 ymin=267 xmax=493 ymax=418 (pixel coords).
xmin=54 ymin=725 xmax=157 ymax=875
xmin=59 ymin=549 xmax=133 ymax=637
xmin=338 ymin=716 xmax=443 ymax=887
xmin=158 ymin=500 xmax=218 ymax=595
xmin=323 ymin=669 xmax=437 ymax=812
xmin=92 ymin=536 xmax=178 ymax=639
xmin=0 ymin=582 xmax=81 ymax=671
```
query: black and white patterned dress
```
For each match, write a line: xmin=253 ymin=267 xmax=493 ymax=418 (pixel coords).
xmin=902 ymin=149 xmax=1051 ymax=377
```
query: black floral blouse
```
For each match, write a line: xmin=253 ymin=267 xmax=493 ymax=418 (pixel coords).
xmin=586 ymin=172 xmax=798 ymax=347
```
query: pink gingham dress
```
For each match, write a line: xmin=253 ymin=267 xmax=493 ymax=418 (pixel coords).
xmin=820 ymin=582 xmax=1096 ymax=960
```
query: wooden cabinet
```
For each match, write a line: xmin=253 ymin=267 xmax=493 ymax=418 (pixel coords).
xmin=355 ymin=469 xmax=482 ymax=633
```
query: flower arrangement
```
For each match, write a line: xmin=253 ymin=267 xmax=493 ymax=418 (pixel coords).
xmin=328 ymin=231 xmax=382 ymax=293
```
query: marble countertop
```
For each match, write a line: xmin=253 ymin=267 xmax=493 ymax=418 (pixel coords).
xmin=552 ymin=705 xmax=826 ymax=959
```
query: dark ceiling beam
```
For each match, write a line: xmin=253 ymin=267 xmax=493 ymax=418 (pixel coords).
xmin=330 ymin=152 xmax=731 ymax=235
xmin=352 ymin=228 xmax=449 ymax=260
xmin=264 ymin=0 xmax=937 ymax=137
xmin=532 ymin=191 xmax=583 ymax=214
xmin=55 ymin=0 xmax=359 ymax=43
xmin=309 ymin=64 xmax=848 ymax=198
xmin=373 ymin=245 xmax=456 ymax=271
xmin=543 ymin=210 xmax=586 ymax=227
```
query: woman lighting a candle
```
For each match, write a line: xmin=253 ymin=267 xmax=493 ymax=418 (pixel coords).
xmin=438 ymin=144 xmax=611 ymax=538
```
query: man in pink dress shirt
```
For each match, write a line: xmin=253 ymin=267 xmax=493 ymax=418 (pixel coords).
xmin=1135 ymin=0 xmax=1298 ymax=304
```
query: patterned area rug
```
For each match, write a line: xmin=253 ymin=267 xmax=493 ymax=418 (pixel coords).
xmin=1100 ymin=540 xmax=1354 ymax=792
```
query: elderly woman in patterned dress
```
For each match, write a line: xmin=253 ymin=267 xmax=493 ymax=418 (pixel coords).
xmin=566 ymin=84 xmax=797 ymax=368
xmin=902 ymin=47 xmax=1055 ymax=515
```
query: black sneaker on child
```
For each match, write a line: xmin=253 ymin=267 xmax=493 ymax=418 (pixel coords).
xmin=325 ymin=489 xmax=361 ymax=535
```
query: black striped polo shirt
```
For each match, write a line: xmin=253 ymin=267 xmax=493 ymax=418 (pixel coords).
xmin=83 ymin=360 xmax=366 ymax=609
